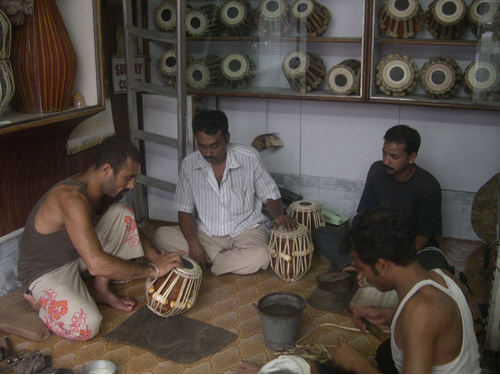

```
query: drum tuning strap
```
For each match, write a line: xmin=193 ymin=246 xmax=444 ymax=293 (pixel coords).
xmin=149 ymin=262 xmax=160 ymax=281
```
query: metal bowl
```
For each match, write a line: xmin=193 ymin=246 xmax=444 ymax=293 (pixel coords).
xmin=82 ymin=360 xmax=116 ymax=374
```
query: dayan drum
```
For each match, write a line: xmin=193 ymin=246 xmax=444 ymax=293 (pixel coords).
xmin=288 ymin=200 xmax=326 ymax=234
xmin=419 ymin=56 xmax=462 ymax=99
xmin=154 ymin=0 xmax=193 ymax=33
xmin=187 ymin=54 xmax=223 ymax=89
xmin=463 ymin=59 xmax=500 ymax=101
xmin=146 ymin=256 xmax=202 ymax=318
xmin=424 ymin=0 xmax=468 ymax=40
xmin=255 ymin=0 xmax=293 ymax=36
xmin=378 ymin=0 xmax=425 ymax=39
xmin=291 ymin=0 xmax=331 ymax=37
xmin=327 ymin=59 xmax=361 ymax=95
xmin=469 ymin=0 xmax=500 ymax=38
xmin=186 ymin=4 xmax=222 ymax=37
xmin=376 ymin=53 xmax=419 ymax=96
xmin=282 ymin=50 xmax=326 ymax=93
xmin=158 ymin=49 xmax=194 ymax=86
xmin=221 ymin=52 xmax=257 ymax=89
xmin=268 ymin=224 xmax=314 ymax=282
xmin=220 ymin=0 xmax=256 ymax=37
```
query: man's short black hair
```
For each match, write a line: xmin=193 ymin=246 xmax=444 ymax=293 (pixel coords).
xmin=384 ymin=125 xmax=421 ymax=155
xmin=192 ymin=109 xmax=229 ymax=137
xmin=341 ymin=207 xmax=417 ymax=267
xmin=93 ymin=136 xmax=141 ymax=176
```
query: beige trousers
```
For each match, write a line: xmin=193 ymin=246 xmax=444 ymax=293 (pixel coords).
xmin=154 ymin=226 xmax=270 ymax=276
xmin=28 ymin=203 xmax=144 ymax=340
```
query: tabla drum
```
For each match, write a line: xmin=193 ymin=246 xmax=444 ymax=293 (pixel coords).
xmin=469 ymin=0 xmax=500 ymax=38
xmin=255 ymin=0 xmax=293 ymax=36
xmin=288 ymin=200 xmax=326 ymax=234
xmin=146 ymin=256 xmax=202 ymax=318
xmin=186 ymin=4 xmax=222 ymax=37
xmin=424 ymin=0 xmax=468 ymax=40
xmin=0 ymin=60 xmax=14 ymax=117
xmin=220 ymin=0 xmax=256 ymax=37
xmin=268 ymin=224 xmax=314 ymax=282
xmin=154 ymin=0 xmax=193 ymax=33
xmin=378 ymin=0 xmax=425 ymax=39
xmin=463 ymin=59 xmax=500 ymax=101
xmin=158 ymin=50 xmax=194 ymax=86
xmin=419 ymin=56 xmax=462 ymax=99
xmin=282 ymin=50 xmax=326 ymax=93
xmin=327 ymin=59 xmax=361 ymax=95
xmin=291 ymin=0 xmax=331 ymax=37
xmin=221 ymin=52 xmax=257 ymax=89
xmin=187 ymin=54 xmax=223 ymax=89
xmin=376 ymin=53 xmax=418 ymax=96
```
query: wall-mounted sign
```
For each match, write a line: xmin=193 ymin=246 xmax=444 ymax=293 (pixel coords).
xmin=112 ymin=55 xmax=146 ymax=94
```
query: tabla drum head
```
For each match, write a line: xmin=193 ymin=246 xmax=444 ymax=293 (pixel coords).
xmin=378 ymin=55 xmax=416 ymax=90
xmin=420 ymin=57 xmax=462 ymax=98
xmin=222 ymin=52 xmax=250 ymax=79
xmin=260 ymin=0 xmax=288 ymax=19
xmin=469 ymin=0 xmax=500 ymax=37
xmin=386 ymin=0 xmax=421 ymax=19
xmin=187 ymin=63 xmax=212 ymax=89
xmin=159 ymin=50 xmax=178 ymax=75
xmin=221 ymin=0 xmax=248 ymax=26
xmin=432 ymin=0 xmax=467 ymax=25
xmin=464 ymin=60 xmax=500 ymax=91
xmin=292 ymin=0 xmax=315 ymax=18
xmin=327 ymin=59 xmax=361 ymax=95
xmin=154 ymin=1 xmax=177 ymax=32
xmin=283 ymin=50 xmax=308 ymax=78
xmin=186 ymin=10 xmax=209 ymax=36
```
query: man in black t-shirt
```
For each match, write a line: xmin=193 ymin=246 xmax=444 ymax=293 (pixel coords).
xmin=313 ymin=125 xmax=453 ymax=273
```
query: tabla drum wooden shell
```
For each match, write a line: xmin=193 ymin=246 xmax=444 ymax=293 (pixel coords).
xmin=159 ymin=50 xmax=194 ymax=86
xmin=419 ymin=56 xmax=462 ymax=99
xmin=221 ymin=52 xmax=257 ymax=89
xmin=268 ymin=224 xmax=314 ymax=282
xmin=468 ymin=0 xmax=500 ymax=38
xmin=463 ymin=59 xmax=500 ymax=101
xmin=327 ymin=59 xmax=361 ymax=95
xmin=378 ymin=0 xmax=425 ymax=39
xmin=291 ymin=0 xmax=331 ymax=37
xmin=146 ymin=256 xmax=202 ymax=318
xmin=424 ymin=0 xmax=468 ymax=40
xmin=186 ymin=4 xmax=222 ymax=37
xmin=288 ymin=200 xmax=326 ymax=234
xmin=255 ymin=0 xmax=293 ymax=36
xmin=187 ymin=54 xmax=222 ymax=89
xmin=220 ymin=0 xmax=256 ymax=37
xmin=282 ymin=50 xmax=326 ymax=93
xmin=376 ymin=53 xmax=419 ymax=96
xmin=154 ymin=0 xmax=193 ymax=33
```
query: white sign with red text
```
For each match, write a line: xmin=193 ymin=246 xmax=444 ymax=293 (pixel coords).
xmin=112 ymin=55 xmax=146 ymax=94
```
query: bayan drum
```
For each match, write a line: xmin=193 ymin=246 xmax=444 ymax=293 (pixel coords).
xmin=469 ymin=0 xmax=500 ymax=38
xmin=288 ymin=200 xmax=326 ymax=234
xmin=282 ymin=50 xmax=326 ymax=93
xmin=221 ymin=51 xmax=257 ymax=89
xmin=220 ymin=0 xmax=256 ymax=37
xmin=146 ymin=256 xmax=202 ymax=318
xmin=186 ymin=4 xmax=222 ymax=37
xmin=376 ymin=53 xmax=419 ymax=96
xmin=424 ymin=0 xmax=468 ymax=40
xmin=154 ymin=0 xmax=192 ymax=33
xmin=158 ymin=49 xmax=194 ymax=86
xmin=291 ymin=0 xmax=331 ymax=37
xmin=419 ymin=56 xmax=462 ymax=99
xmin=268 ymin=224 xmax=314 ymax=282
xmin=326 ymin=59 xmax=361 ymax=95
xmin=378 ymin=0 xmax=425 ymax=39
xmin=187 ymin=54 xmax=223 ymax=89
xmin=463 ymin=59 xmax=500 ymax=101
xmin=255 ymin=0 xmax=293 ymax=36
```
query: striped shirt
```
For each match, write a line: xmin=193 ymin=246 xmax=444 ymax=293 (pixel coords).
xmin=173 ymin=143 xmax=281 ymax=237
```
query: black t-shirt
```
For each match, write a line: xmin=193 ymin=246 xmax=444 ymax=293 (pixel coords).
xmin=357 ymin=161 xmax=442 ymax=239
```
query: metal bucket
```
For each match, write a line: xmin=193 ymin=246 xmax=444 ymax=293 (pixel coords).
xmin=253 ymin=291 xmax=305 ymax=349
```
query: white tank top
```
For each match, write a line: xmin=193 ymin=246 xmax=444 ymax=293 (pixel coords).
xmin=390 ymin=269 xmax=481 ymax=373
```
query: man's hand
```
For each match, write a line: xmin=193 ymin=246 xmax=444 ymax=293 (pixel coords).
xmin=154 ymin=251 xmax=185 ymax=277
xmin=189 ymin=241 xmax=212 ymax=271
xmin=272 ymin=214 xmax=298 ymax=231
xmin=350 ymin=305 xmax=395 ymax=330
xmin=328 ymin=341 xmax=379 ymax=373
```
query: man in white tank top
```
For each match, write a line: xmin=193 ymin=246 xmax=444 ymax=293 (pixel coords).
xmin=327 ymin=208 xmax=481 ymax=374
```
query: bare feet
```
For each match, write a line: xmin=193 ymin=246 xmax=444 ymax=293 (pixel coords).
xmin=24 ymin=293 xmax=41 ymax=312
xmin=92 ymin=277 xmax=136 ymax=311
xmin=237 ymin=360 xmax=261 ymax=374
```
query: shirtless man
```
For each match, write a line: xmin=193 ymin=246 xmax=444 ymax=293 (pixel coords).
xmin=18 ymin=136 xmax=183 ymax=340
xmin=328 ymin=208 xmax=481 ymax=373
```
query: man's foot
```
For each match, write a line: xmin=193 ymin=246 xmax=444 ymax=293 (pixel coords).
xmin=92 ymin=277 xmax=136 ymax=311
xmin=237 ymin=360 xmax=261 ymax=374
xmin=24 ymin=293 xmax=41 ymax=312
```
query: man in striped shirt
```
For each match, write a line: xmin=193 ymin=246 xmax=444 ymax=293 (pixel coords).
xmin=154 ymin=110 xmax=296 ymax=275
